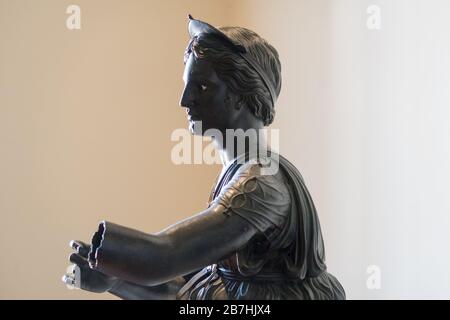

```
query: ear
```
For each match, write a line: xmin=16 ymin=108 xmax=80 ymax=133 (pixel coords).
xmin=225 ymin=91 xmax=244 ymax=111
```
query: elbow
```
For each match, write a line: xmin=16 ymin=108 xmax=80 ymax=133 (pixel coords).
xmin=89 ymin=221 xmax=178 ymax=286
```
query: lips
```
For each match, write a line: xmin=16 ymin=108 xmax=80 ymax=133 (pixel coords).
xmin=186 ymin=108 xmax=200 ymax=121
xmin=188 ymin=114 xmax=200 ymax=121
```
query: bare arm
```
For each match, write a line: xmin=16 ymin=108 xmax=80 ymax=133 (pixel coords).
xmin=88 ymin=203 xmax=259 ymax=286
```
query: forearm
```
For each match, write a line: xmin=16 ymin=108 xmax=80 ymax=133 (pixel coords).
xmin=88 ymin=221 xmax=179 ymax=286
xmin=89 ymin=213 xmax=256 ymax=286
xmin=108 ymin=277 xmax=185 ymax=300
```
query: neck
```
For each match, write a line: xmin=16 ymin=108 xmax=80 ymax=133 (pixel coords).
xmin=213 ymin=126 xmax=268 ymax=167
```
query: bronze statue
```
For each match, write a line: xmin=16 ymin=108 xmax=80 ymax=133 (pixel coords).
xmin=62 ymin=15 xmax=345 ymax=300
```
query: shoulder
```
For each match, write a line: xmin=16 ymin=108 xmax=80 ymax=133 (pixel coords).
xmin=227 ymin=154 xmax=288 ymax=190
xmin=208 ymin=155 xmax=291 ymax=238
xmin=213 ymin=156 xmax=291 ymax=214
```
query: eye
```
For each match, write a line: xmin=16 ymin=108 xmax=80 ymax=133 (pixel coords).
xmin=199 ymin=84 xmax=208 ymax=92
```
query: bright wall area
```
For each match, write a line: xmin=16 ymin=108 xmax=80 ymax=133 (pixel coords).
xmin=229 ymin=0 xmax=450 ymax=299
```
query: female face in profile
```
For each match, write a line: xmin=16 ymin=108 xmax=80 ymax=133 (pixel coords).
xmin=180 ymin=52 xmax=239 ymax=136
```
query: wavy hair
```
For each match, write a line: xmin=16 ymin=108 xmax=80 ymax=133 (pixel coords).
xmin=184 ymin=27 xmax=282 ymax=126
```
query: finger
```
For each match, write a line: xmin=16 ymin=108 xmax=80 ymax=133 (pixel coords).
xmin=69 ymin=240 xmax=90 ymax=258
xmin=70 ymin=239 xmax=89 ymax=251
xmin=66 ymin=264 xmax=77 ymax=274
xmin=62 ymin=274 xmax=75 ymax=286
xmin=69 ymin=252 xmax=89 ymax=267
xmin=67 ymin=263 xmax=84 ymax=276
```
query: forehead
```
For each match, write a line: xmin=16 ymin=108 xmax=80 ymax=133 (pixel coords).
xmin=182 ymin=55 xmax=220 ymax=83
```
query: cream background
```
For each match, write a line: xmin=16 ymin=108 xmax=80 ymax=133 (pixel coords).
xmin=1 ymin=0 xmax=449 ymax=299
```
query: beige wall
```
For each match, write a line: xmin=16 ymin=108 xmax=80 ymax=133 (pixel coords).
xmin=2 ymin=0 xmax=450 ymax=299
xmin=0 ymin=0 xmax=231 ymax=299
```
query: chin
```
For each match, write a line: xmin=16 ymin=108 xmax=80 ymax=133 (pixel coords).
xmin=189 ymin=120 xmax=203 ymax=136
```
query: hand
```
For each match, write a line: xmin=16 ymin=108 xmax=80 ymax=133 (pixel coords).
xmin=62 ymin=240 xmax=118 ymax=293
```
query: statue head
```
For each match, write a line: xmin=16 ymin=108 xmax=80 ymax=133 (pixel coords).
xmin=180 ymin=16 xmax=282 ymax=136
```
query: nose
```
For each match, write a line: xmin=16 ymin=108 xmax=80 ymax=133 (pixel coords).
xmin=179 ymin=84 xmax=194 ymax=109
